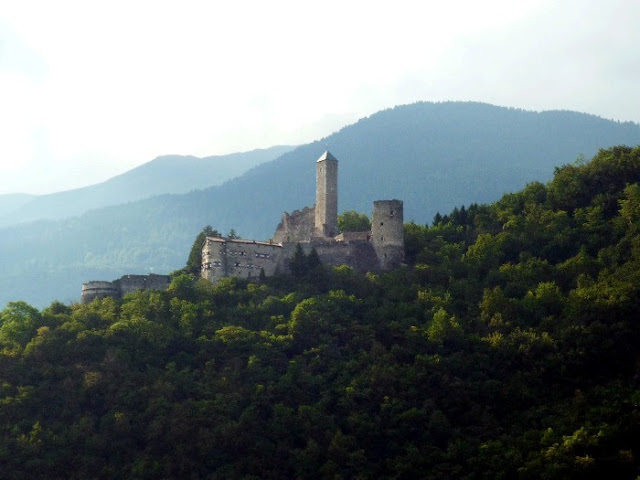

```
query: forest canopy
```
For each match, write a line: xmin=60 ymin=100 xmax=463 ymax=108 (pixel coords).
xmin=1 ymin=145 xmax=639 ymax=479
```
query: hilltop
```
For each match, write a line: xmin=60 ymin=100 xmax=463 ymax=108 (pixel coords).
xmin=1 ymin=101 xmax=639 ymax=307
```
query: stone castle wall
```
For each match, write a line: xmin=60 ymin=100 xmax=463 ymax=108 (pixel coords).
xmin=119 ymin=274 xmax=172 ymax=296
xmin=202 ymin=237 xmax=284 ymax=283
xmin=83 ymin=151 xmax=406 ymax=300
xmin=311 ymin=240 xmax=380 ymax=272
xmin=276 ymin=239 xmax=380 ymax=274
xmin=272 ymin=206 xmax=316 ymax=244
xmin=81 ymin=281 xmax=121 ymax=304
xmin=81 ymin=274 xmax=171 ymax=304
xmin=202 ymin=152 xmax=405 ymax=284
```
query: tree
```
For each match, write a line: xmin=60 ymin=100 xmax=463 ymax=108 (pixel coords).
xmin=289 ymin=243 xmax=307 ymax=278
xmin=185 ymin=226 xmax=221 ymax=275
xmin=0 ymin=301 xmax=43 ymax=351
xmin=289 ymin=244 xmax=324 ymax=282
xmin=338 ymin=211 xmax=371 ymax=232
xmin=307 ymin=247 xmax=321 ymax=270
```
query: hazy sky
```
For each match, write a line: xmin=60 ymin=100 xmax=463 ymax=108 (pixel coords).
xmin=1 ymin=0 xmax=639 ymax=195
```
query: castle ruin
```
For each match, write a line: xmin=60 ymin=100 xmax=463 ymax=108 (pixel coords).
xmin=81 ymin=151 xmax=404 ymax=303
xmin=201 ymin=151 xmax=404 ymax=282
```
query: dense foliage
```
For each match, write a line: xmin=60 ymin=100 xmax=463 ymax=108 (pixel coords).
xmin=1 ymin=146 xmax=640 ymax=478
xmin=338 ymin=210 xmax=371 ymax=232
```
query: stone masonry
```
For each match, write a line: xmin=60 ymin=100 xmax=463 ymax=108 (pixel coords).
xmin=82 ymin=274 xmax=171 ymax=304
xmin=201 ymin=151 xmax=404 ymax=283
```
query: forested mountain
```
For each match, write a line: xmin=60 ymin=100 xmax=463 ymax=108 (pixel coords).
xmin=1 ymin=145 xmax=639 ymax=478
xmin=1 ymin=102 xmax=640 ymax=308
xmin=0 ymin=145 xmax=294 ymax=227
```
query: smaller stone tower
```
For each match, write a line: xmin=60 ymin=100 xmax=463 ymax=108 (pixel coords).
xmin=81 ymin=281 xmax=121 ymax=304
xmin=315 ymin=151 xmax=339 ymax=238
xmin=371 ymin=199 xmax=404 ymax=269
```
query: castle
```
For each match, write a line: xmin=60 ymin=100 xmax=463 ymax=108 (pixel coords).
xmin=82 ymin=151 xmax=404 ymax=303
xmin=200 ymin=151 xmax=404 ymax=282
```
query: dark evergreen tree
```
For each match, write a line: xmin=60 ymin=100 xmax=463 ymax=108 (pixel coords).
xmin=185 ymin=225 xmax=220 ymax=274
xmin=306 ymin=247 xmax=321 ymax=270
xmin=289 ymin=243 xmax=307 ymax=278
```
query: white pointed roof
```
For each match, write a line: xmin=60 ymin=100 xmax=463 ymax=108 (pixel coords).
xmin=317 ymin=150 xmax=338 ymax=162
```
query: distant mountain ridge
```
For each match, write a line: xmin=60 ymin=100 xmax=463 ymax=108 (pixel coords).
xmin=0 ymin=145 xmax=295 ymax=227
xmin=0 ymin=193 xmax=34 ymax=217
xmin=1 ymin=101 xmax=639 ymax=307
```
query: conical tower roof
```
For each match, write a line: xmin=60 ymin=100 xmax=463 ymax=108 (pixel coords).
xmin=317 ymin=150 xmax=338 ymax=162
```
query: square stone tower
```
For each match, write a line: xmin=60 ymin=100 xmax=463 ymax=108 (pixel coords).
xmin=315 ymin=151 xmax=339 ymax=237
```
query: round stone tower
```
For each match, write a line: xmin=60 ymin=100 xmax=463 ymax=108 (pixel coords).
xmin=81 ymin=281 xmax=120 ymax=304
xmin=371 ymin=199 xmax=404 ymax=269
xmin=314 ymin=151 xmax=339 ymax=238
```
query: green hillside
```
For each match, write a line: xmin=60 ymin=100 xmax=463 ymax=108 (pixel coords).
xmin=1 ymin=145 xmax=639 ymax=478
xmin=1 ymin=102 xmax=640 ymax=308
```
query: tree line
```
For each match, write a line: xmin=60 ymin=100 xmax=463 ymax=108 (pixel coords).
xmin=0 ymin=145 xmax=639 ymax=478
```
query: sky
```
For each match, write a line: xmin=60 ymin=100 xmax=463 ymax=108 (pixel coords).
xmin=1 ymin=0 xmax=639 ymax=195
